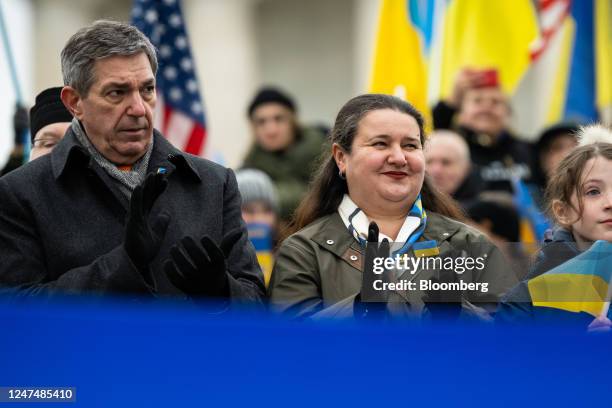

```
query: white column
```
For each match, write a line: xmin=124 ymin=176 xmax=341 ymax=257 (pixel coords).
xmin=33 ymin=0 xmax=130 ymax=95
xmin=183 ymin=0 xmax=259 ymax=167
xmin=352 ymin=0 xmax=381 ymax=94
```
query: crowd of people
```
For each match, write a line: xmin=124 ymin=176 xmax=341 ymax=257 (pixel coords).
xmin=1 ymin=19 xmax=611 ymax=331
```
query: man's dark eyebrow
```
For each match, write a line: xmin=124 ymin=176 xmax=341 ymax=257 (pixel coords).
xmin=101 ymin=78 xmax=155 ymax=91
xmin=101 ymin=82 xmax=129 ymax=92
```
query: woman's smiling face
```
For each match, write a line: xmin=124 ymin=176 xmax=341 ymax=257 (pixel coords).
xmin=334 ymin=108 xmax=425 ymax=213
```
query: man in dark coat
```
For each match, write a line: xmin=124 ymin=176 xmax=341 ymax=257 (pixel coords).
xmin=0 ymin=20 xmax=265 ymax=304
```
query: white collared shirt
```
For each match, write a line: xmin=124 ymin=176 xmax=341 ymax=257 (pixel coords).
xmin=337 ymin=194 xmax=420 ymax=244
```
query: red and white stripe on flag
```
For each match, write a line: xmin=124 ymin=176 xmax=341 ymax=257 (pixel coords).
xmin=155 ymin=95 xmax=207 ymax=157
xmin=132 ymin=0 xmax=208 ymax=157
xmin=530 ymin=0 xmax=571 ymax=61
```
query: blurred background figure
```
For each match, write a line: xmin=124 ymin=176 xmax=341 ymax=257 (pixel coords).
xmin=533 ymin=122 xmax=579 ymax=191
xmin=28 ymin=87 xmax=73 ymax=161
xmin=466 ymin=196 xmax=528 ymax=280
xmin=432 ymin=68 xmax=534 ymax=194
xmin=467 ymin=197 xmax=520 ymax=245
xmin=241 ymin=87 xmax=327 ymax=224
xmin=236 ymin=168 xmax=280 ymax=288
xmin=431 ymin=68 xmax=555 ymax=243
xmin=0 ymin=104 xmax=28 ymax=176
xmin=424 ymin=129 xmax=483 ymax=208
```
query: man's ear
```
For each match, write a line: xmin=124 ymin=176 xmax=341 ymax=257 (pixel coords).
xmin=552 ymin=199 xmax=574 ymax=227
xmin=332 ymin=143 xmax=347 ymax=175
xmin=60 ymin=86 xmax=83 ymax=119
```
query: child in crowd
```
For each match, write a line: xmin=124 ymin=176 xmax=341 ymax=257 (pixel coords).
xmin=235 ymin=169 xmax=280 ymax=288
xmin=498 ymin=124 xmax=612 ymax=330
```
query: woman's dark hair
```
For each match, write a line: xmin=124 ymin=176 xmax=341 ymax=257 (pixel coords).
xmin=281 ymin=94 xmax=465 ymax=241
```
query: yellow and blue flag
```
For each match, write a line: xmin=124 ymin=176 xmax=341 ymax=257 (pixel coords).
xmin=370 ymin=0 xmax=609 ymax=138
xmin=369 ymin=0 xmax=442 ymax=123
xmin=512 ymin=177 xmax=551 ymax=243
xmin=528 ymin=240 xmax=612 ymax=317
xmin=246 ymin=223 xmax=275 ymax=288
xmin=564 ymin=1 xmax=598 ymax=123
xmin=370 ymin=0 xmax=540 ymax=129
xmin=413 ymin=240 xmax=440 ymax=258
xmin=438 ymin=0 xmax=538 ymax=99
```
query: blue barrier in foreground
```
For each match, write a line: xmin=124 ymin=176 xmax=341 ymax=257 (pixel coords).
xmin=0 ymin=296 xmax=609 ymax=407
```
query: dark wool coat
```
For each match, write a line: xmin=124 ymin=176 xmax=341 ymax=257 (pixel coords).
xmin=0 ymin=128 xmax=265 ymax=304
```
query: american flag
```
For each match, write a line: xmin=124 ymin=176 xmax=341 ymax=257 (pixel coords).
xmin=529 ymin=0 xmax=571 ymax=62
xmin=131 ymin=0 xmax=207 ymax=156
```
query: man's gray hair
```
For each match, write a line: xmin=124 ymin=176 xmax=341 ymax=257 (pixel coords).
xmin=61 ymin=19 xmax=157 ymax=96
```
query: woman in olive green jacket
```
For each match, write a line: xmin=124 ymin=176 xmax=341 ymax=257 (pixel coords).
xmin=269 ymin=94 xmax=517 ymax=320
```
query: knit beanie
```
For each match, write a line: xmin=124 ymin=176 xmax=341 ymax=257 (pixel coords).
xmin=536 ymin=122 xmax=579 ymax=155
xmin=247 ymin=87 xmax=296 ymax=118
xmin=30 ymin=87 xmax=73 ymax=142
xmin=236 ymin=169 xmax=279 ymax=213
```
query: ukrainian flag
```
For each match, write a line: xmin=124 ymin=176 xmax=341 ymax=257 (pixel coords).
xmin=438 ymin=0 xmax=538 ymax=98
xmin=369 ymin=0 xmax=439 ymax=122
xmin=413 ymin=240 xmax=440 ymax=258
xmin=370 ymin=1 xmax=608 ymax=137
xmin=512 ymin=177 xmax=551 ymax=243
xmin=564 ymin=0 xmax=598 ymax=124
xmin=246 ymin=223 xmax=275 ymax=288
xmin=370 ymin=0 xmax=539 ymax=124
xmin=528 ymin=241 xmax=612 ymax=317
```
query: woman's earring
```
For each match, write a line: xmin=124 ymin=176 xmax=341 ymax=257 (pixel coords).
xmin=339 ymin=169 xmax=346 ymax=180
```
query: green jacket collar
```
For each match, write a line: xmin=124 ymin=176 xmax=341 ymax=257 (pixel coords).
xmin=309 ymin=211 xmax=464 ymax=270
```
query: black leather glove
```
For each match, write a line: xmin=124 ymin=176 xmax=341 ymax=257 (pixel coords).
xmin=124 ymin=172 xmax=170 ymax=271
xmin=164 ymin=228 xmax=242 ymax=298
xmin=355 ymin=221 xmax=390 ymax=320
